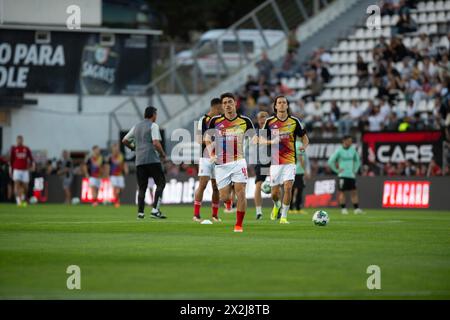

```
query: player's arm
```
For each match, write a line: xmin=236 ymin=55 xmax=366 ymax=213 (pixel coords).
xmin=151 ymin=123 xmax=166 ymax=160
xmin=122 ymin=126 xmax=136 ymax=151
xmin=83 ymin=159 xmax=90 ymax=178
xmin=27 ymin=147 xmax=35 ymax=172
xmin=258 ymin=118 xmax=277 ymax=145
xmin=103 ymin=158 xmax=110 ymax=178
xmin=123 ymin=162 xmax=129 ymax=175
xmin=203 ymin=116 xmax=218 ymax=161
xmin=195 ymin=117 xmax=204 ymax=145
xmin=327 ymin=150 xmax=340 ymax=174
xmin=295 ymin=118 xmax=309 ymax=153
xmin=9 ymin=147 xmax=14 ymax=177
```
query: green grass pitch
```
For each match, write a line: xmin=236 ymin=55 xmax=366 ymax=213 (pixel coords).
xmin=0 ymin=204 xmax=449 ymax=299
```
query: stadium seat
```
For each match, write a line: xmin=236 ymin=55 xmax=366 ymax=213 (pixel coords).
xmin=340 ymin=101 xmax=351 ymax=113
xmin=436 ymin=12 xmax=446 ymax=23
xmin=341 ymin=88 xmax=350 ymax=101
xmin=322 ymin=102 xmax=331 ymax=113
xmin=359 ymin=88 xmax=369 ymax=100
xmin=390 ymin=15 xmax=399 ymax=26
xmin=369 ymin=88 xmax=378 ymax=99
xmin=426 ymin=1 xmax=436 ymax=11
xmin=427 ymin=12 xmax=437 ymax=24
xmin=382 ymin=27 xmax=391 ymax=39
xmin=382 ymin=15 xmax=391 ymax=27
xmin=417 ymin=100 xmax=428 ymax=112
xmin=418 ymin=13 xmax=428 ymax=24
xmin=427 ymin=100 xmax=435 ymax=112
xmin=320 ymin=89 xmax=332 ymax=101
xmin=417 ymin=2 xmax=427 ymax=12
xmin=350 ymin=88 xmax=359 ymax=100
xmin=349 ymin=64 xmax=357 ymax=75
xmin=428 ymin=24 xmax=438 ymax=34
xmin=435 ymin=0 xmax=444 ymax=11
xmin=446 ymin=0 xmax=450 ymax=10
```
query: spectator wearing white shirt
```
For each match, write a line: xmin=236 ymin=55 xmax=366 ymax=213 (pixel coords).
xmin=368 ymin=106 xmax=384 ymax=131
xmin=379 ymin=98 xmax=392 ymax=121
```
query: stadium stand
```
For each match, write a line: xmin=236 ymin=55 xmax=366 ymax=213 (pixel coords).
xmin=237 ymin=1 xmax=449 ymax=139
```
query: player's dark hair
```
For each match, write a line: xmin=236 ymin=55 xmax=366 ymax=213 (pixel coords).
xmin=343 ymin=135 xmax=353 ymax=141
xmin=220 ymin=92 xmax=235 ymax=102
xmin=272 ymin=95 xmax=290 ymax=115
xmin=92 ymin=145 xmax=99 ymax=150
xmin=210 ymin=98 xmax=221 ymax=107
xmin=144 ymin=106 xmax=157 ymax=119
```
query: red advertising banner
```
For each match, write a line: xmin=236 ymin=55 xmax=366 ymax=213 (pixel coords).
xmin=382 ymin=181 xmax=430 ymax=208
xmin=81 ymin=178 xmax=116 ymax=203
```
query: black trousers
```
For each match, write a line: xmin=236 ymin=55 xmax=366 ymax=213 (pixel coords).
xmin=136 ymin=163 xmax=166 ymax=213
xmin=290 ymin=174 xmax=305 ymax=210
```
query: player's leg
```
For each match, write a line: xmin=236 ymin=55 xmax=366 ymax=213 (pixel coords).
xmin=136 ymin=165 xmax=149 ymax=218
xmin=64 ymin=184 xmax=71 ymax=205
xmin=350 ymin=180 xmax=363 ymax=214
xmin=224 ymin=186 xmax=236 ymax=213
xmin=254 ymin=181 xmax=263 ymax=219
xmin=338 ymin=178 xmax=348 ymax=214
xmin=233 ymin=182 xmax=247 ymax=232
xmin=149 ymin=163 xmax=167 ymax=218
xmin=193 ymin=176 xmax=209 ymax=221
xmin=22 ymin=171 xmax=30 ymax=205
xmin=270 ymin=165 xmax=282 ymax=220
xmin=14 ymin=180 xmax=22 ymax=206
xmin=280 ymin=179 xmax=294 ymax=224
xmin=210 ymin=179 xmax=221 ymax=221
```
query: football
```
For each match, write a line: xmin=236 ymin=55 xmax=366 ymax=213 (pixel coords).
xmin=312 ymin=210 xmax=329 ymax=226
xmin=261 ymin=180 xmax=271 ymax=194
xmin=71 ymin=197 xmax=80 ymax=205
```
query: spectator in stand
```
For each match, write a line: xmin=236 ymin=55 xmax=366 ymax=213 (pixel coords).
xmin=383 ymin=162 xmax=397 ymax=176
xmin=356 ymin=54 xmax=369 ymax=87
xmin=302 ymin=72 xmax=323 ymax=102
xmin=395 ymin=12 xmax=417 ymax=35
xmin=255 ymin=52 xmax=274 ymax=86
xmin=368 ymin=106 xmax=384 ymax=131
xmin=412 ymin=33 xmax=431 ymax=58
xmin=404 ymin=160 xmax=417 ymax=176
xmin=427 ymin=158 xmax=442 ymax=176
xmin=385 ymin=112 xmax=399 ymax=131
xmin=278 ymin=49 xmax=298 ymax=78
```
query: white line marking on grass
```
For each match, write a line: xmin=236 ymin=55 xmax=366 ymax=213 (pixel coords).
xmin=4 ymin=290 xmax=450 ymax=300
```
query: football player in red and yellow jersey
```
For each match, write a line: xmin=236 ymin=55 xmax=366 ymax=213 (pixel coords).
xmin=83 ymin=146 xmax=105 ymax=207
xmin=107 ymin=143 xmax=129 ymax=208
xmin=193 ymin=98 xmax=223 ymax=222
xmin=205 ymin=93 xmax=255 ymax=232
xmin=263 ymin=96 xmax=309 ymax=224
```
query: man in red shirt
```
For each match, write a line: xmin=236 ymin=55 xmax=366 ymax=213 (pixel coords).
xmin=10 ymin=135 xmax=34 ymax=207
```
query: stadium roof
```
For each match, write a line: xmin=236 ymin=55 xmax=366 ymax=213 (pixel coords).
xmin=0 ymin=24 xmax=162 ymax=35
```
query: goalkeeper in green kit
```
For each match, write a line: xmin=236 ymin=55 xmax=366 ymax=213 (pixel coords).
xmin=327 ymin=136 xmax=364 ymax=214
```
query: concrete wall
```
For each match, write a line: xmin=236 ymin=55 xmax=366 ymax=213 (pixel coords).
xmin=2 ymin=93 xmax=197 ymax=158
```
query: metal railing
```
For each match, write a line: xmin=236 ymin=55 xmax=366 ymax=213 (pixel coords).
xmin=108 ymin=0 xmax=336 ymax=143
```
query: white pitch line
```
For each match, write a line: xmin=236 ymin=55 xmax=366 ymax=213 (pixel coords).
xmin=3 ymin=290 xmax=450 ymax=300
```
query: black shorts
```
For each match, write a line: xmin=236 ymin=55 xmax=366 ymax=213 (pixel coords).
xmin=255 ymin=165 xmax=270 ymax=183
xmin=136 ymin=163 xmax=166 ymax=189
xmin=293 ymin=174 xmax=305 ymax=188
xmin=338 ymin=177 xmax=356 ymax=191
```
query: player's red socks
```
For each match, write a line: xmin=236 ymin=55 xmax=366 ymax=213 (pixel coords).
xmin=236 ymin=210 xmax=245 ymax=227
xmin=194 ymin=201 xmax=201 ymax=217
xmin=225 ymin=200 xmax=232 ymax=210
xmin=212 ymin=202 xmax=219 ymax=218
